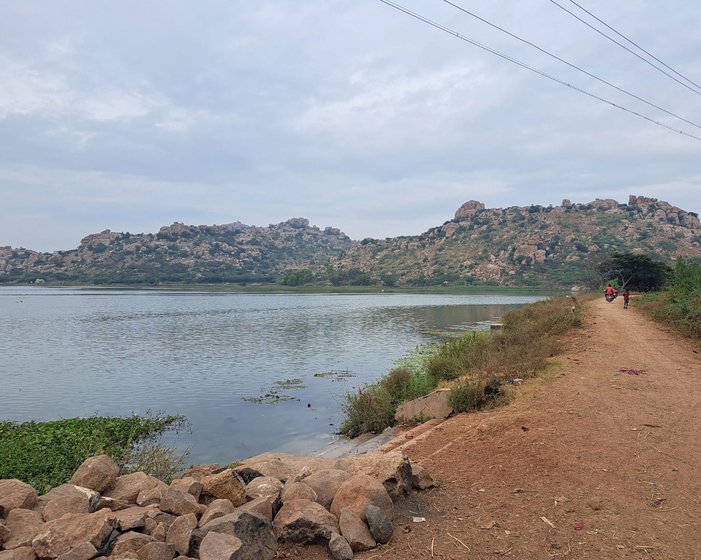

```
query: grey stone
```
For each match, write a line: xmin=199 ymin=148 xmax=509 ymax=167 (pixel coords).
xmin=328 ymin=533 xmax=353 ymax=560
xmin=364 ymin=504 xmax=393 ymax=544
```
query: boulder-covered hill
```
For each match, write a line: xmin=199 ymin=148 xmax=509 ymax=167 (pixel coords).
xmin=0 ymin=218 xmax=352 ymax=284
xmin=329 ymin=195 xmax=701 ymax=287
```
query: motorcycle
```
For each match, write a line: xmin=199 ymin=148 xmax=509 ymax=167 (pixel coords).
xmin=605 ymin=292 xmax=618 ymax=303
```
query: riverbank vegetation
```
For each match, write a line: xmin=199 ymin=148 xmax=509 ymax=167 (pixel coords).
xmin=340 ymin=296 xmax=583 ymax=438
xmin=0 ymin=414 xmax=186 ymax=493
xmin=636 ymin=258 xmax=701 ymax=340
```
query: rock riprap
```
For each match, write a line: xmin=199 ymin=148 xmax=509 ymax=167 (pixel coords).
xmin=0 ymin=451 xmax=434 ymax=560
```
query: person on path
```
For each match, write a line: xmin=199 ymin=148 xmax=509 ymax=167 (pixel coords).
xmin=605 ymin=284 xmax=616 ymax=302
xmin=623 ymin=289 xmax=631 ymax=309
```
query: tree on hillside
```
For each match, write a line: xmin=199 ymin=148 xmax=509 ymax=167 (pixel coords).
xmin=596 ymin=252 xmax=670 ymax=291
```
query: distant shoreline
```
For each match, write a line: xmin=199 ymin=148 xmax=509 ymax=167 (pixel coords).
xmin=4 ymin=282 xmax=553 ymax=296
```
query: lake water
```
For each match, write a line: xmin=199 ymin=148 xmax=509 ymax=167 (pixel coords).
xmin=0 ymin=287 xmax=543 ymax=464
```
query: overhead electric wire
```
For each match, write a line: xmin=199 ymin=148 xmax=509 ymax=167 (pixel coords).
xmin=377 ymin=0 xmax=701 ymax=142
xmin=440 ymin=0 xmax=701 ymax=131
xmin=548 ymin=0 xmax=701 ymax=98
xmin=565 ymin=0 xmax=701 ymax=92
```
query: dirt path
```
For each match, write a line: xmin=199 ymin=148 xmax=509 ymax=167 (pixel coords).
xmin=277 ymin=297 xmax=701 ymax=559
xmin=371 ymin=297 xmax=701 ymax=560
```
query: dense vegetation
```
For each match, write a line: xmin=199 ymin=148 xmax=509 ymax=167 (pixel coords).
xmin=340 ymin=296 xmax=583 ymax=438
xmin=637 ymin=258 xmax=701 ymax=340
xmin=0 ymin=414 xmax=186 ymax=493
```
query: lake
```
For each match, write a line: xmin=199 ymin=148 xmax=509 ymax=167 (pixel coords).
xmin=0 ymin=287 xmax=543 ymax=464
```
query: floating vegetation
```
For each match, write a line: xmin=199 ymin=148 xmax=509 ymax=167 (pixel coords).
xmin=242 ymin=388 xmax=299 ymax=404
xmin=313 ymin=369 xmax=356 ymax=381
xmin=274 ymin=378 xmax=306 ymax=389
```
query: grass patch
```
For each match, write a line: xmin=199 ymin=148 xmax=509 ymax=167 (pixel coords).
xmin=0 ymin=414 xmax=187 ymax=493
xmin=339 ymin=296 xmax=583 ymax=438
xmin=449 ymin=378 xmax=486 ymax=413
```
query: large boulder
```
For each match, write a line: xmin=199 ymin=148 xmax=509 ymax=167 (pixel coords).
xmin=244 ymin=478 xmax=282 ymax=502
xmin=198 ymin=532 xmax=242 ymax=560
xmin=55 ymin=541 xmax=97 ymax=560
xmin=37 ymin=485 xmax=100 ymax=521
xmin=137 ymin=541 xmax=175 ymax=560
xmin=31 ymin=510 xmax=116 ymax=559
xmin=330 ymin=475 xmax=393 ymax=522
xmin=234 ymin=497 xmax=273 ymax=523
xmin=113 ymin=506 xmax=155 ymax=531
xmin=191 ymin=511 xmax=276 ymax=560
xmin=335 ymin=451 xmax=413 ymax=498
xmin=233 ymin=453 xmax=333 ymax=484
xmin=169 ymin=479 xmax=202 ymax=502
xmin=300 ymin=470 xmax=351 ymax=509
xmin=0 ymin=522 xmax=8 ymax=547
xmin=105 ymin=472 xmax=163 ymax=504
xmin=136 ymin=481 xmax=169 ymax=507
xmin=0 ymin=480 xmax=38 ymax=514
xmin=273 ymin=499 xmax=338 ymax=544
xmin=166 ymin=513 xmax=197 ymax=556
xmin=3 ymin=510 xmax=45 ymax=550
xmin=338 ymin=510 xmax=375 ymax=552
xmin=111 ymin=531 xmax=156 ymax=557
xmin=280 ymin=482 xmax=316 ymax=504
xmin=200 ymin=470 xmax=246 ymax=507
xmin=159 ymin=489 xmax=205 ymax=518
xmin=69 ymin=455 xmax=120 ymax=493
xmin=199 ymin=499 xmax=236 ymax=527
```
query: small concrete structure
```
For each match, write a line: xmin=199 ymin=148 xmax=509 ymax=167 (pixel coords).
xmin=490 ymin=322 xmax=504 ymax=331
xmin=394 ymin=389 xmax=453 ymax=423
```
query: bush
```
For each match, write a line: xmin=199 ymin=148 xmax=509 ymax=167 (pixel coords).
xmin=449 ymin=378 xmax=486 ymax=413
xmin=339 ymin=386 xmax=395 ymax=439
xmin=380 ymin=367 xmax=437 ymax=402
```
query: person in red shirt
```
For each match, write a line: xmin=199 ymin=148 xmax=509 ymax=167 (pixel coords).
xmin=604 ymin=284 xmax=617 ymax=302
xmin=623 ymin=289 xmax=631 ymax=309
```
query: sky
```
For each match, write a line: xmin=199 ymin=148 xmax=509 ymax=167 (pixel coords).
xmin=1 ymin=1 xmax=700 ymax=252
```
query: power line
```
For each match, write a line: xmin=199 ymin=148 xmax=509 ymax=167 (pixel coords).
xmin=565 ymin=0 xmax=701 ymax=92
xmin=441 ymin=0 xmax=701 ymax=131
xmin=548 ymin=0 xmax=701 ymax=98
xmin=376 ymin=0 xmax=701 ymax=142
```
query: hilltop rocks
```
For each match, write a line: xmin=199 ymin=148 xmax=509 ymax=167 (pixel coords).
xmin=454 ymin=200 xmax=486 ymax=220
xmin=1 ymin=450 xmax=435 ymax=560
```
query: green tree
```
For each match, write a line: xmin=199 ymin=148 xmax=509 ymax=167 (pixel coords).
xmin=596 ymin=252 xmax=670 ymax=291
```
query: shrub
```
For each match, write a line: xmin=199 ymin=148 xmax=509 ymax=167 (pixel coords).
xmin=339 ymin=386 xmax=395 ymax=439
xmin=449 ymin=378 xmax=486 ymax=413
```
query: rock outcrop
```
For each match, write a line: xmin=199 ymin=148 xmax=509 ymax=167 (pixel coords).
xmin=331 ymin=195 xmax=701 ymax=287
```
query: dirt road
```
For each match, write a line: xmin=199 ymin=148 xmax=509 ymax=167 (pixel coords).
xmin=376 ymin=297 xmax=701 ymax=559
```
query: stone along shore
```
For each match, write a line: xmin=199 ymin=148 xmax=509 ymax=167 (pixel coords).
xmin=0 ymin=449 xmax=435 ymax=560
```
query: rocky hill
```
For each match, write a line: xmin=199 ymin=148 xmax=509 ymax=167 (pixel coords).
xmin=2 ymin=195 xmax=699 ymax=287
xmin=329 ymin=195 xmax=701 ymax=287
xmin=0 ymin=218 xmax=352 ymax=284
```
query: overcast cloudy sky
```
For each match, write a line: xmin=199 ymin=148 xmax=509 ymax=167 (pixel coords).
xmin=1 ymin=1 xmax=700 ymax=251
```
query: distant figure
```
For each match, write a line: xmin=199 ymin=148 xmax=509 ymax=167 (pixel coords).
xmin=623 ymin=289 xmax=631 ymax=310
xmin=604 ymin=284 xmax=617 ymax=302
